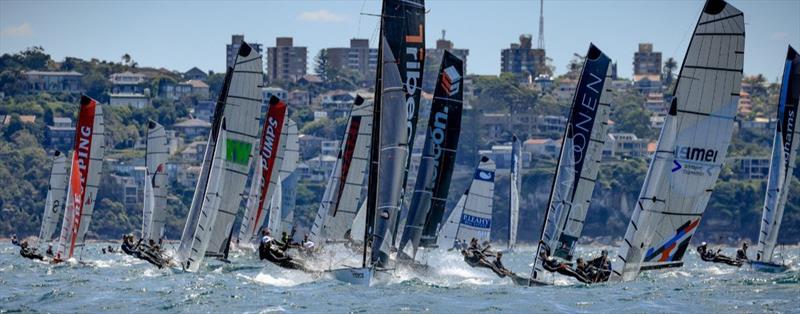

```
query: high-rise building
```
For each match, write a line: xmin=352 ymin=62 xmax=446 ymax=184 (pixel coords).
xmin=500 ymin=34 xmax=546 ymax=79
xmin=267 ymin=37 xmax=308 ymax=83
xmin=326 ymin=38 xmax=378 ymax=83
xmin=426 ymin=30 xmax=469 ymax=72
xmin=633 ymin=43 xmax=662 ymax=80
xmin=226 ymin=34 xmax=263 ymax=69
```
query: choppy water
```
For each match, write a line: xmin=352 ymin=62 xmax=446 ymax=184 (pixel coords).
xmin=1 ymin=242 xmax=798 ymax=313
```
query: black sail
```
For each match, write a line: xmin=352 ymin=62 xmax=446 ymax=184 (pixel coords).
xmin=401 ymin=51 xmax=464 ymax=251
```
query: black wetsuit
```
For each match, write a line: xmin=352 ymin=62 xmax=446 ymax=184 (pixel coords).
xmin=20 ymin=247 xmax=44 ymax=261
xmin=542 ymin=258 xmax=591 ymax=284
xmin=587 ymin=257 xmax=611 ymax=282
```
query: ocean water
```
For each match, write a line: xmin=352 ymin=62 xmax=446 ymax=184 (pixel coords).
xmin=1 ymin=242 xmax=798 ymax=313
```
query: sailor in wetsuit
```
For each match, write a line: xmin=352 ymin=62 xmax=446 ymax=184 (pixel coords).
xmin=10 ymin=234 xmax=20 ymax=247
xmin=736 ymin=242 xmax=749 ymax=261
xmin=697 ymin=242 xmax=741 ymax=266
xmin=538 ymin=241 xmax=591 ymax=284
xmin=121 ymin=235 xmax=137 ymax=255
xmin=19 ymin=241 xmax=44 ymax=261
xmin=586 ymin=250 xmax=612 ymax=282
xmin=492 ymin=251 xmax=512 ymax=277
xmin=46 ymin=245 xmax=53 ymax=257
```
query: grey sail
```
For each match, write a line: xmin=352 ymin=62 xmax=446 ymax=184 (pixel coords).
xmin=508 ymin=135 xmax=521 ymax=250
xmin=142 ymin=120 xmax=169 ymax=243
xmin=311 ymin=96 xmax=373 ymax=243
xmin=612 ymin=0 xmax=745 ymax=281
xmin=278 ymin=119 xmax=299 ymax=234
xmin=205 ymin=43 xmax=264 ymax=257
xmin=756 ymin=46 xmax=800 ymax=263
xmin=36 ymin=150 xmax=67 ymax=253
xmin=370 ymin=37 xmax=409 ymax=267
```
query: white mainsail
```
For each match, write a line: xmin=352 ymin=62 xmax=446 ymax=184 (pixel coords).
xmin=756 ymin=46 xmax=800 ymax=263
xmin=612 ymin=0 xmax=745 ymax=281
xmin=277 ymin=119 xmax=299 ymax=234
xmin=311 ymin=97 xmax=373 ymax=243
xmin=508 ymin=135 xmax=521 ymax=250
xmin=452 ymin=156 xmax=495 ymax=246
xmin=142 ymin=120 xmax=168 ymax=243
xmin=267 ymin=175 xmax=283 ymax=236
xmin=205 ymin=44 xmax=264 ymax=257
xmin=435 ymin=192 xmax=467 ymax=249
xmin=55 ymin=97 xmax=105 ymax=261
xmin=179 ymin=124 xmax=227 ymax=271
xmin=36 ymin=150 xmax=67 ymax=252
xmin=350 ymin=201 xmax=368 ymax=243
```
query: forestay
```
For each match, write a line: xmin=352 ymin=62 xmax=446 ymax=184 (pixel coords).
xmin=530 ymin=44 xmax=613 ymax=280
xmin=756 ymin=46 xmax=800 ymax=263
xmin=36 ymin=151 xmax=67 ymax=253
xmin=55 ymin=96 xmax=105 ymax=261
xmin=612 ymin=0 xmax=745 ymax=281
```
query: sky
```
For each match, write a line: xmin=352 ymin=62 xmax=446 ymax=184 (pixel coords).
xmin=0 ymin=0 xmax=798 ymax=80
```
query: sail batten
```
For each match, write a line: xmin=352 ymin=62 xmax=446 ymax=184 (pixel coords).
xmin=612 ymin=0 xmax=745 ymax=281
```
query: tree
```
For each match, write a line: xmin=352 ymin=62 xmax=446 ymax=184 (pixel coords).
xmin=314 ymin=49 xmax=331 ymax=83
xmin=663 ymin=57 xmax=677 ymax=87
xmin=121 ymin=53 xmax=131 ymax=65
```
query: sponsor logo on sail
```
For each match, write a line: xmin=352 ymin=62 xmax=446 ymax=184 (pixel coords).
xmin=441 ymin=65 xmax=462 ymax=96
xmin=460 ymin=213 xmax=491 ymax=229
xmin=784 ymin=110 xmax=795 ymax=167
xmin=404 ymin=23 xmax=424 ymax=151
xmin=475 ymin=170 xmax=494 ymax=182
xmin=430 ymin=107 xmax=448 ymax=182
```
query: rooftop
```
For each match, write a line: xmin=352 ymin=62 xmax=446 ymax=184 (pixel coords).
xmin=22 ymin=70 xmax=83 ymax=76
xmin=174 ymin=118 xmax=212 ymax=128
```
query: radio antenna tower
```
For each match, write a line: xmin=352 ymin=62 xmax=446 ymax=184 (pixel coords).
xmin=537 ymin=0 xmax=545 ymax=50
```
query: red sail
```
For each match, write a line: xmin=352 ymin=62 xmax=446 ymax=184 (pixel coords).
xmin=253 ymin=97 xmax=287 ymax=233
xmin=65 ymin=96 xmax=96 ymax=259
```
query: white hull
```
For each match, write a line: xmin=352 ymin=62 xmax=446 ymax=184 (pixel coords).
xmin=330 ymin=267 xmax=373 ymax=286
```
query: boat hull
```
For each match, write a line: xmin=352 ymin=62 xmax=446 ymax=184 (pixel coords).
xmin=748 ymin=260 xmax=789 ymax=273
xmin=330 ymin=267 xmax=373 ymax=286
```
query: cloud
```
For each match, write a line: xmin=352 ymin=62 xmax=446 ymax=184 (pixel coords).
xmin=0 ymin=22 xmax=33 ymax=38
xmin=770 ymin=32 xmax=787 ymax=40
xmin=297 ymin=10 xmax=349 ymax=23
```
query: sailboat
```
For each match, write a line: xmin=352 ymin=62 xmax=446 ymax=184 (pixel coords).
xmin=329 ymin=0 xmax=424 ymax=285
xmin=54 ymin=95 xmax=105 ymax=263
xmin=508 ymin=135 xmax=522 ymax=251
xmin=177 ymin=42 xmax=262 ymax=271
xmin=310 ymin=96 xmax=373 ymax=244
xmin=238 ymin=96 xmax=287 ymax=246
xmin=142 ymin=120 xmax=168 ymax=243
xmin=435 ymin=156 xmax=496 ymax=250
xmin=527 ymin=44 xmax=613 ymax=284
xmin=611 ymin=0 xmax=745 ymax=282
xmin=399 ymin=50 xmax=464 ymax=260
xmin=750 ymin=46 xmax=799 ymax=273
xmin=34 ymin=150 xmax=67 ymax=256
xmin=370 ymin=0 xmax=426 ymax=267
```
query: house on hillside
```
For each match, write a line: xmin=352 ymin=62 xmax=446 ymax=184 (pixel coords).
xmin=22 ymin=71 xmax=83 ymax=93
xmin=46 ymin=117 xmax=75 ymax=151
xmin=184 ymin=67 xmax=208 ymax=81
xmin=110 ymin=93 xmax=150 ymax=109
xmin=110 ymin=71 xmax=148 ymax=94
xmin=173 ymin=118 xmax=211 ymax=139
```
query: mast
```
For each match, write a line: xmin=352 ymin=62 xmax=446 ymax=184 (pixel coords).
xmin=612 ymin=0 xmax=745 ymax=281
xmin=756 ymin=46 xmax=800 ymax=262
xmin=364 ymin=1 xmax=385 ymax=267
